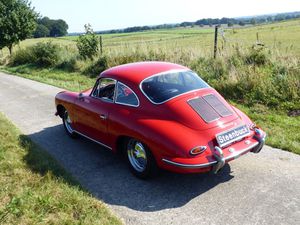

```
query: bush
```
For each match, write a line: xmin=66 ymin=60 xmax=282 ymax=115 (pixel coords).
xmin=56 ymin=57 xmax=79 ymax=72
xmin=55 ymin=46 xmax=81 ymax=72
xmin=32 ymin=42 xmax=61 ymax=67
xmin=245 ymin=46 xmax=270 ymax=66
xmin=10 ymin=42 xmax=61 ymax=67
xmin=10 ymin=48 xmax=35 ymax=66
xmin=76 ymin=24 xmax=99 ymax=60
xmin=83 ymin=56 xmax=108 ymax=77
xmin=191 ymin=57 xmax=228 ymax=81
xmin=0 ymin=56 xmax=8 ymax=65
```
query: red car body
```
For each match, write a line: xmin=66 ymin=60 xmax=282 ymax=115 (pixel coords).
xmin=55 ymin=62 xmax=266 ymax=178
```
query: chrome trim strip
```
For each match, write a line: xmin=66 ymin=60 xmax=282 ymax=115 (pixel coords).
xmin=139 ymin=69 xmax=212 ymax=105
xmin=162 ymin=142 xmax=259 ymax=169
xmin=162 ymin=158 xmax=216 ymax=168
xmin=115 ymin=101 xmax=139 ymax=108
xmin=74 ymin=130 xmax=112 ymax=150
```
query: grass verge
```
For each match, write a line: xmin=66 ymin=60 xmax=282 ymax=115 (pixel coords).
xmin=233 ymin=103 xmax=300 ymax=154
xmin=0 ymin=113 xmax=121 ymax=224
xmin=0 ymin=65 xmax=299 ymax=155
xmin=0 ymin=65 xmax=94 ymax=92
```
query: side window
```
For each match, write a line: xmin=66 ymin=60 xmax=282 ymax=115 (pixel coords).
xmin=92 ymin=78 xmax=116 ymax=102
xmin=115 ymin=82 xmax=139 ymax=107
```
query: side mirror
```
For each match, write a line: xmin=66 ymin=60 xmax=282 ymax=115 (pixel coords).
xmin=78 ymin=93 xmax=84 ymax=100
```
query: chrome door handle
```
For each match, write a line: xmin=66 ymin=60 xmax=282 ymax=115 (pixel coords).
xmin=100 ymin=114 xmax=107 ymax=120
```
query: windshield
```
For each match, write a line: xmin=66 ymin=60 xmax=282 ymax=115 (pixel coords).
xmin=141 ymin=70 xmax=210 ymax=104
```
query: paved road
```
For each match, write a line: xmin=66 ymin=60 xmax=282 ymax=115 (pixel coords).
xmin=0 ymin=72 xmax=299 ymax=225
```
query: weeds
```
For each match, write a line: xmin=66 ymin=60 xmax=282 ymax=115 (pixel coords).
xmin=10 ymin=42 xmax=61 ymax=67
xmin=83 ymin=56 xmax=108 ymax=77
xmin=6 ymin=40 xmax=300 ymax=111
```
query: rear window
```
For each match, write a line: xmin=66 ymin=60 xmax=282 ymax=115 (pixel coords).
xmin=141 ymin=70 xmax=209 ymax=104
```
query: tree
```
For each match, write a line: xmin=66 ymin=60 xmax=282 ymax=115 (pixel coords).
xmin=49 ymin=19 xmax=68 ymax=37
xmin=39 ymin=17 xmax=53 ymax=29
xmin=274 ymin=15 xmax=285 ymax=21
xmin=34 ymin=24 xmax=50 ymax=38
xmin=250 ymin=18 xmax=257 ymax=25
xmin=239 ymin=21 xmax=246 ymax=26
xmin=76 ymin=24 xmax=99 ymax=60
xmin=0 ymin=0 xmax=38 ymax=55
xmin=34 ymin=17 xmax=68 ymax=37
xmin=227 ymin=22 xmax=234 ymax=27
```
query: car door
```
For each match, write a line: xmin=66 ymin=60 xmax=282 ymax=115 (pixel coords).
xmin=73 ymin=78 xmax=116 ymax=147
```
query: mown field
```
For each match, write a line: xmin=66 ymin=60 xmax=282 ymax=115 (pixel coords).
xmin=0 ymin=19 xmax=299 ymax=155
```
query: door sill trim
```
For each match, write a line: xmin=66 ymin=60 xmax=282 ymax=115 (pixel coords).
xmin=74 ymin=130 xmax=112 ymax=150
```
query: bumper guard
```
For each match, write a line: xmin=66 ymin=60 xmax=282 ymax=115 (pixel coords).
xmin=162 ymin=129 xmax=266 ymax=174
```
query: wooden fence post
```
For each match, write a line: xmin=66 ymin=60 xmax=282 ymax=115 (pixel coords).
xmin=214 ymin=25 xmax=219 ymax=59
xmin=99 ymin=36 xmax=103 ymax=54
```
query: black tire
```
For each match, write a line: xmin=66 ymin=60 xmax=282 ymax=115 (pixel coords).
xmin=126 ymin=138 xmax=158 ymax=179
xmin=62 ymin=110 xmax=78 ymax=139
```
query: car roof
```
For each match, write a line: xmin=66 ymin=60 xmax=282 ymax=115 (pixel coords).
xmin=100 ymin=61 xmax=188 ymax=84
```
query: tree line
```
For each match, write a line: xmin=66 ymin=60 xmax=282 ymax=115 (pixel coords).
xmin=94 ymin=11 xmax=300 ymax=34
xmin=34 ymin=17 xmax=68 ymax=38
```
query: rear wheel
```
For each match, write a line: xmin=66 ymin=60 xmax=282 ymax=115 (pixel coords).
xmin=62 ymin=110 xmax=78 ymax=138
xmin=126 ymin=138 xmax=158 ymax=179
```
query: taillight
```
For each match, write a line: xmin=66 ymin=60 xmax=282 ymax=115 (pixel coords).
xmin=190 ymin=146 xmax=207 ymax=156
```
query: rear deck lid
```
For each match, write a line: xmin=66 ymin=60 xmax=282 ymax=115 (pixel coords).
xmin=166 ymin=89 xmax=240 ymax=131
xmin=187 ymin=94 xmax=233 ymax=123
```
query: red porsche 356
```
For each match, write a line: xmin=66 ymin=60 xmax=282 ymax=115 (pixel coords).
xmin=55 ymin=62 xmax=266 ymax=178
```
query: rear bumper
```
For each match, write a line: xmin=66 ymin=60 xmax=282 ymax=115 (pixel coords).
xmin=162 ymin=129 xmax=266 ymax=174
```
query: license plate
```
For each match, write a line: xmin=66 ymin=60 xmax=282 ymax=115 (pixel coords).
xmin=216 ymin=124 xmax=250 ymax=148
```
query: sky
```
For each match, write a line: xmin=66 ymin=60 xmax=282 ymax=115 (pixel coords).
xmin=30 ymin=0 xmax=300 ymax=32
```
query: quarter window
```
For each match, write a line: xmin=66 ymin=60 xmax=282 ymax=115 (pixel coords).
xmin=115 ymin=82 xmax=139 ymax=107
xmin=92 ymin=78 xmax=116 ymax=102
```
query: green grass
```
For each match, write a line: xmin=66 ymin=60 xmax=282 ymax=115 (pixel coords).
xmin=233 ymin=103 xmax=300 ymax=154
xmin=1 ymin=65 xmax=94 ymax=91
xmin=0 ymin=113 xmax=122 ymax=224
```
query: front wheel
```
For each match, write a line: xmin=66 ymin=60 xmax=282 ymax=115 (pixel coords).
xmin=62 ymin=110 xmax=78 ymax=138
xmin=126 ymin=138 xmax=158 ymax=179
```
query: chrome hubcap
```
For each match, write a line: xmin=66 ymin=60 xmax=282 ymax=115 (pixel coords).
xmin=64 ymin=111 xmax=74 ymax=134
xmin=127 ymin=140 xmax=147 ymax=172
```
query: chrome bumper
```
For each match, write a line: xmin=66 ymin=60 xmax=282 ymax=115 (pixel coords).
xmin=251 ymin=128 xmax=266 ymax=153
xmin=162 ymin=129 xmax=266 ymax=174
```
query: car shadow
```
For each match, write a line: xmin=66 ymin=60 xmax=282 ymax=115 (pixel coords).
xmin=21 ymin=124 xmax=233 ymax=212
